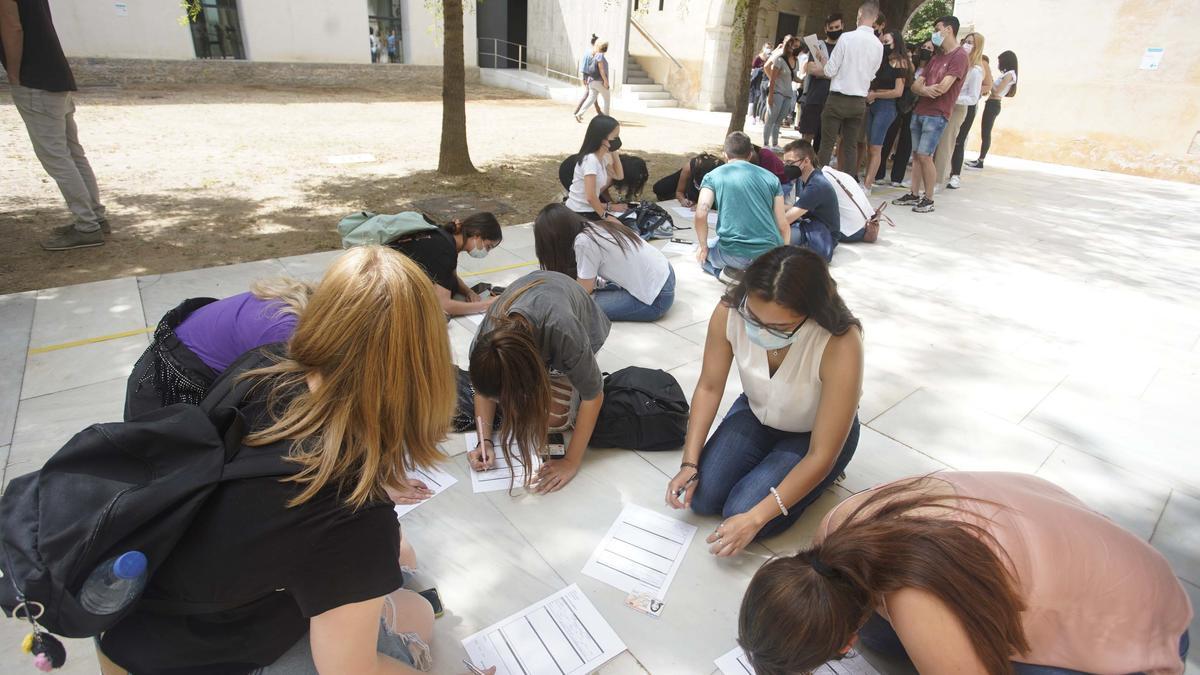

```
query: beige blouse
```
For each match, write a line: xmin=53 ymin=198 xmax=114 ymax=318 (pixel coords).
xmin=820 ymin=472 xmax=1193 ymax=674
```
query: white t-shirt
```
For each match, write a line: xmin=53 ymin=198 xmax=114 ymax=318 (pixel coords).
xmin=956 ymin=64 xmax=984 ymax=106
xmin=574 ymin=228 xmax=671 ymax=306
xmin=820 ymin=166 xmax=872 ymax=237
xmin=565 ymin=153 xmax=609 ymax=213
xmin=992 ymin=69 xmax=1017 ymax=98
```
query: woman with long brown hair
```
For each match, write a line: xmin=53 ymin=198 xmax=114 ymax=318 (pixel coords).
xmin=739 ymin=472 xmax=1192 ymax=675
xmin=469 ymin=270 xmax=611 ymax=493
xmin=665 ymin=246 xmax=862 ymax=555
xmin=533 ymin=203 xmax=675 ymax=322
xmin=99 ymin=247 xmax=490 ymax=674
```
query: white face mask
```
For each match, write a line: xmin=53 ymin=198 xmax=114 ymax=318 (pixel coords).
xmin=468 ymin=243 xmax=489 ymax=259
xmin=963 ymin=43 xmax=974 ymax=55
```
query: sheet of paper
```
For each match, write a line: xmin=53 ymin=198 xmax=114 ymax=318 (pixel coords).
xmin=803 ymin=34 xmax=829 ymax=63
xmin=660 ymin=240 xmax=696 ymax=257
xmin=462 ymin=584 xmax=626 ymax=675
xmin=1139 ymin=47 xmax=1164 ymax=70
xmin=463 ymin=312 xmax=485 ymax=327
xmin=668 ymin=205 xmax=719 ymax=226
xmin=466 ymin=431 xmax=541 ymax=493
xmin=716 ymin=646 xmax=880 ymax=675
xmin=581 ymin=504 xmax=697 ymax=600
xmin=393 ymin=464 xmax=458 ymax=519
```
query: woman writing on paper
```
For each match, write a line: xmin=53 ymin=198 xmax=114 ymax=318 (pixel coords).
xmin=98 ymin=247 xmax=492 ymax=675
xmin=665 ymin=247 xmax=862 ymax=556
xmin=468 ymin=270 xmax=611 ymax=493
xmin=737 ymin=471 xmax=1192 ymax=675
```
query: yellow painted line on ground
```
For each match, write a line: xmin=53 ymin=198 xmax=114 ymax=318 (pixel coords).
xmin=460 ymin=260 xmax=537 ymax=278
xmin=26 ymin=260 xmax=538 ymax=356
xmin=28 ymin=326 xmax=154 ymax=356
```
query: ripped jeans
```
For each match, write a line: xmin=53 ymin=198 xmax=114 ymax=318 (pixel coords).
xmin=253 ymin=594 xmax=431 ymax=673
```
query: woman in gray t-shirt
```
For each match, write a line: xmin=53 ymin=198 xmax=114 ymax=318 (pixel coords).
xmin=468 ymin=271 xmax=611 ymax=493
xmin=764 ymin=36 xmax=804 ymax=148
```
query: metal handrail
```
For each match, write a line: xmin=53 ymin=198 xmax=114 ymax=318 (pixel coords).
xmin=477 ymin=37 xmax=582 ymax=85
xmin=630 ymin=16 xmax=682 ymax=70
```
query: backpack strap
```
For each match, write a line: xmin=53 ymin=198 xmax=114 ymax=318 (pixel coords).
xmin=199 ymin=344 xmax=291 ymax=473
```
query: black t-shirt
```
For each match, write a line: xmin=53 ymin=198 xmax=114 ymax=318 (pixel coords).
xmin=0 ymin=0 xmax=76 ymax=92
xmin=871 ymin=58 xmax=901 ymax=92
xmin=389 ymin=228 xmax=458 ymax=293
xmin=100 ymin=384 xmax=403 ymax=675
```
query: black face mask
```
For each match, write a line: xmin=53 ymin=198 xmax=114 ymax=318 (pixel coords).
xmin=607 ymin=136 xmax=622 ymax=152
xmin=792 ymin=47 xmax=802 ymax=56
xmin=783 ymin=164 xmax=803 ymax=181
xmin=920 ymin=49 xmax=934 ymax=63
xmin=826 ymin=29 xmax=843 ymax=41
xmin=883 ymin=44 xmax=894 ymax=57
xmin=874 ymin=29 xmax=882 ymax=37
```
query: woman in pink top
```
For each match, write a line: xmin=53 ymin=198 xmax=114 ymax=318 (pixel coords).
xmin=738 ymin=472 xmax=1192 ymax=675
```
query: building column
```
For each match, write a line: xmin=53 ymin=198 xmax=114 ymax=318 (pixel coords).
xmin=697 ymin=24 xmax=732 ymax=110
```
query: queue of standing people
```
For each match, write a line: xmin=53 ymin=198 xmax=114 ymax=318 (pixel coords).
xmin=752 ymin=4 xmax=1019 ymax=215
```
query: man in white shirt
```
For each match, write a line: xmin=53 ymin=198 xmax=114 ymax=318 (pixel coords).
xmin=808 ymin=2 xmax=884 ymax=173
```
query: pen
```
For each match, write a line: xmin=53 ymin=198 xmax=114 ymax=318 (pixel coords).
xmin=462 ymin=659 xmax=488 ymax=675
xmin=675 ymin=472 xmax=699 ymax=500
xmin=476 ymin=416 xmax=491 ymax=466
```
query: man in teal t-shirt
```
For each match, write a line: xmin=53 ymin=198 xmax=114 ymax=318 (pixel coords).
xmin=695 ymin=132 xmax=789 ymax=278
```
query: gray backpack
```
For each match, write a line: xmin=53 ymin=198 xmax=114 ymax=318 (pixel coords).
xmin=337 ymin=211 xmax=439 ymax=248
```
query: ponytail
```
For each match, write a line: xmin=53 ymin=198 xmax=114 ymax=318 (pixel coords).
xmin=738 ymin=477 xmax=1029 ymax=675
xmin=468 ymin=283 xmax=550 ymax=485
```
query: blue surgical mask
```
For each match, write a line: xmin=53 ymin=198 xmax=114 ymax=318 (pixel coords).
xmin=745 ymin=319 xmax=801 ymax=351
xmin=931 ymin=31 xmax=944 ymax=48
xmin=468 ymin=245 xmax=489 ymax=259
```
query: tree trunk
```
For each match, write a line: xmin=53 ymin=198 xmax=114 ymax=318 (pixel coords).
xmin=438 ymin=0 xmax=476 ymax=175
xmin=725 ymin=0 xmax=762 ymax=137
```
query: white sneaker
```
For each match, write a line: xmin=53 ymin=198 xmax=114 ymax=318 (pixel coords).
xmin=947 ymin=175 xmax=961 ymax=189
xmin=862 ymin=184 xmax=873 ymax=196
xmin=900 ymin=179 xmax=911 ymax=188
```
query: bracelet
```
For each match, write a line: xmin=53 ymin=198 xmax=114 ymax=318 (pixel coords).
xmin=680 ymin=462 xmax=698 ymax=471
xmin=475 ymin=439 xmax=494 ymax=448
xmin=769 ymin=487 xmax=789 ymax=517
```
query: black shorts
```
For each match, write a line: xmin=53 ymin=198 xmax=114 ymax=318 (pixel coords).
xmin=799 ymin=103 xmax=824 ymax=134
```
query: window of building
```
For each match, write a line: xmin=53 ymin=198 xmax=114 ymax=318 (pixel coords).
xmin=369 ymin=0 xmax=404 ymax=63
xmin=190 ymin=0 xmax=245 ymax=60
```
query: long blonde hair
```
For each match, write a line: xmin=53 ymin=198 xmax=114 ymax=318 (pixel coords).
xmin=964 ymin=32 xmax=986 ymax=70
xmin=244 ymin=246 xmax=456 ymax=509
xmin=250 ymin=276 xmax=315 ymax=318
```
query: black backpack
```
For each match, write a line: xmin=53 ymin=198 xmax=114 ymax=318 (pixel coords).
xmin=590 ymin=367 xmax=689 ymax=451
xmin=617 ymin=201 xmax=676 ymax=240
xmin=0 ymin=347 xmax=293 ymax=638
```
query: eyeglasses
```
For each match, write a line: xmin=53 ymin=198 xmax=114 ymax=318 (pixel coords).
xmin=737 ymin=298 xmax=808 ymax=339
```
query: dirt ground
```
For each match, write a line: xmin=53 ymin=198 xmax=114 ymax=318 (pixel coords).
xmin=0 ymin=82 xmax=727 ymax=294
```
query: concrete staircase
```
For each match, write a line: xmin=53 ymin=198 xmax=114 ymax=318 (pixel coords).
xmin=621 ymin=60 xmax=678 ymax=109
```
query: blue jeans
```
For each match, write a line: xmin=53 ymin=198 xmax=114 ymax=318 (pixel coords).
xmin=867 ymin=99 xmax=898 ymax=146
xmin=839 ymin=227 xmax=867 ymax=243
xmin=791 ymin=219 xmax=835 ymax=262
xmin=701 ymin=241 xmax=754 ymax=278
xmin=691 ymin=394 xmax=861 ymax=538
xmin=910 ymin=113 xmax=948 ymax=156
xmin=592 ymin=266 xmax=675 ymax=322
xmin=859 ymin=613 xmax=1190 ymax=675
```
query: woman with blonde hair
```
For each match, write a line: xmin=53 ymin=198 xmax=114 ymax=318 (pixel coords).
xmin=124 ymin=276 xmax=314 ymax=420
xmin=948 ymin=32 xmax=992 ymax=188
xmin=100 ymin=246 xmax=490 ymax=674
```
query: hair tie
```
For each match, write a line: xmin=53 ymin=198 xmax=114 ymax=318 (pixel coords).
xmin=810 ymin=557 xmax=838 ymax=580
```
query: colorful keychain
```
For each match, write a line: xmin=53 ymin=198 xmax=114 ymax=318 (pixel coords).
xmin=14 ymin=601 xmax=66 ymax=671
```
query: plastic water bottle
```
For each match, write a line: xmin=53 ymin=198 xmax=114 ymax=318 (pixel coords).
xmin=79 ymin=551 xmax=148 ymax=615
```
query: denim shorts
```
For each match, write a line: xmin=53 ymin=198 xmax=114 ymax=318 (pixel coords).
xmin=867 ymin=99 xmax=898 ymax=146
xmin=910 ymin=113 xmax=948 ymax=156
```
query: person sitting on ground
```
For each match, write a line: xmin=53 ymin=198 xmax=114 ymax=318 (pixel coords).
xmin=98 ymin=246 xmax=486 ymax=675
xmin=124 ymin=277 xmax=313 ymax=420
xmin=387 ymin=212 xmax=503 ymax=316
xmin=564 ymin=115 xmax=627 ymax=223
xmin=608 ymin=154 xmax=649 ymax=203
xmin=666 ymin=247 xmax=862 ymax=555
xmin=738 ymin=471 xmax=1193 ymax=675
xmin=533 ymin=203 xmax=675 ymax=322
xmin=652 ymin=153 xmax=725 ymax=206
xmin=780 ymin=140 xmax=841 ymax=262
xmin=469 ymin=270 xmax=611 ymax=494
xmin=750 ymin=144 xmax=789 ymax=183
xmin=694 ymin=131 xmax=790 ymax=280
xmin=817 ymin=155 xmax=877 ymax=245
